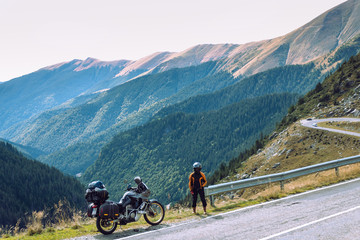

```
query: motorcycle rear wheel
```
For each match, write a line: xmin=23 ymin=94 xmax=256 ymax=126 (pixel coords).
xmin=144 ymin=201 xmax=165 ymax=225
xmin=96 ymin=217 xmax=117 ymax=235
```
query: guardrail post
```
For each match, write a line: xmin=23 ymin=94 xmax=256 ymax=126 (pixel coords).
xmin=335 ymin=167 xmax=339 ymax=177
xmin=210 ymin=195 xmax=215 ymax=207
xmin=280 ymin=180 xmax=285 ymax=191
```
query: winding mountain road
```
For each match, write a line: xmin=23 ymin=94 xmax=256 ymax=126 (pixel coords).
xmin=72 ymin=118 xmax=360 ymax=240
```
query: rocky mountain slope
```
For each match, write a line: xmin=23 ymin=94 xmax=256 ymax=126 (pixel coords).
xmin=225 ymin=0 xmax=360 ymax=77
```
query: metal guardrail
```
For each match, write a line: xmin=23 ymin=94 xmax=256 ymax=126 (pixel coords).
xmin=204 ymin=155 xmax=360 ymax=204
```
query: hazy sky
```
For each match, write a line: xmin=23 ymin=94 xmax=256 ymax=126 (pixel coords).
xmin=0 ymin=0 xmax=347 ymax=82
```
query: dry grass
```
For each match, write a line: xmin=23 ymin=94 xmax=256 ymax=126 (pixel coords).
xmin=1 ymin=200 xmax=93 ymax=239
xmin=26 ymin=211 xmax=45 ymax=236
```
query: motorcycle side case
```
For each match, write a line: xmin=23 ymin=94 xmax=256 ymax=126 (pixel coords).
xmin=99 ymin=201 xmax=120 ymax=219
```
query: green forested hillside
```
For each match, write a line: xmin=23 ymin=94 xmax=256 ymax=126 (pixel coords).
xmin=0 ymin=141 xmax=84 ymax=227
xmin=39 ymin=65 xmax=236 ymax=175
xmin=5 ymin=62 xmax=220 ymax=154
xmin=82 ymin=93 xmax=298 ymax=203
xmin=38 ymin=63 xmax=317 ymax=175
xmin=155 ymin=63 xmax=318 ymax=118
xmin=0 ymin=138 xmax=45 ymax=159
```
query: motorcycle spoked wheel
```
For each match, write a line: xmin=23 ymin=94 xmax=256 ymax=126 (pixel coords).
xmin=143 ymin=201 xmax=165 ymax=225
xmin=96 ymin=217 xmax=118 ymax=235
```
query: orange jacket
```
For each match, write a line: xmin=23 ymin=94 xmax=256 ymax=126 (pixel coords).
xmin=189 ymin=171 xmax=207 ymax=191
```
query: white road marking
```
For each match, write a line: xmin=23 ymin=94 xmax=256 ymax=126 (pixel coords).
xmin=115 ymin=219 xmax=198 ymax=240
xmin=260 ymin=205 xmax=360 ymax=240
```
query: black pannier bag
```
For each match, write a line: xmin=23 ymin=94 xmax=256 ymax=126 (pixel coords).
xmin=88 ymin=180 xmax=106 ymax=189
xmin=85 ymin=180 xmax=109 ymax=204
xmin=99 ymin=201 xmax=120 ymax=219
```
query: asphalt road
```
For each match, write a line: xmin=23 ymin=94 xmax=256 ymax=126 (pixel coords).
xmin=71 ymin=178 xmax=360 ymax=240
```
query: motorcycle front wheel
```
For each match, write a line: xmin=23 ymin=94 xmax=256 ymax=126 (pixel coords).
xmin=144 ymin=201 xmax=165 ymax=225
xmin=96 ymin=217 xmax=117 ymax=235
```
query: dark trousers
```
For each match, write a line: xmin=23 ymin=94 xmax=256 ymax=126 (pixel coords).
xmin=192 ymin=188 xmax=207 ymax=208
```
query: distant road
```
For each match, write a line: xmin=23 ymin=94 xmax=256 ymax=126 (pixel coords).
xmin=300 ymin=117 xmax=360 ymax=137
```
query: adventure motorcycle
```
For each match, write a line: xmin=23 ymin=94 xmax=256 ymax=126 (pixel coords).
xmin=85 ymin=181 xmax=165 ymax=235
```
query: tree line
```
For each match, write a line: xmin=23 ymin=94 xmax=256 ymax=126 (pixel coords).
xmin=0 ymin=141 xmax=85 ymax=227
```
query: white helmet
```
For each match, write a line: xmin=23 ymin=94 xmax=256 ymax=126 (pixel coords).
xmin=193 ymin=162 xmax=202 ymax=169
xmin=134 ymin=176 xmax=142 ymax=185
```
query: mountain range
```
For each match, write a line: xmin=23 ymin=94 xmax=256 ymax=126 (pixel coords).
xmin=2 ymin=0 xmax=360 ymax=134
xmin=1 ymin=0 xmax=360 ymax=204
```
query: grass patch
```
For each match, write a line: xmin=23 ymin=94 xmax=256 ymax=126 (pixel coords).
xmin=317 ymin=121 xmax=360 ymax=134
